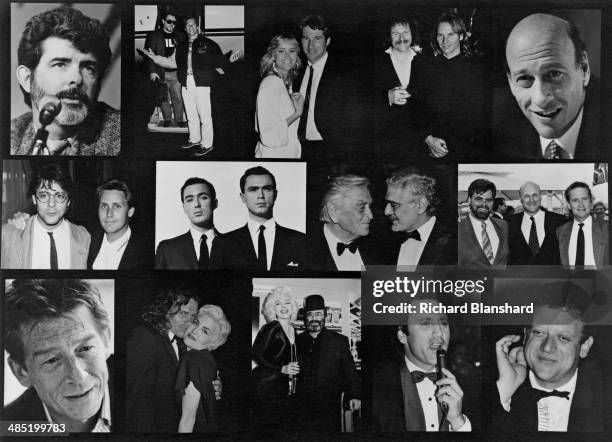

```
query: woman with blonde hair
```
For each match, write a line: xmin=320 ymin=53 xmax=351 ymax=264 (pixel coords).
xmin=255 ymin=34 xmax=304 ymax=158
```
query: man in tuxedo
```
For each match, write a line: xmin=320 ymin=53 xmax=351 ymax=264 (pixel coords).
xmin=295 ymin=295 xmax=361 ymax=431
xmin=209 ymin=166 xmax=305 ymax=270
xmin=88 ymin=179 xmax=146 ymax=270
xmin=155 ymin=177 xmax=219 ymax=270
xmin=306 ymin=175 xmax=374 ymax=270
xmin=125 ymin=288 xmax=200 ymax=432
xmin=495 ymin=281 xmax=603 ymax=431
xmin=458 ymin=179 xmax=509 ymax=268
xmin=4 ymin=279 xmax=112 ymax=432
xmin=496 ymin=13 xmax=602 ymax=160
xmin=385 ymin=168 xmax=454 ymax=268
xmin=557 ymin=181 xmax=609 ymax=268
xmin=508 ymin=181 xmax=567 ymax=265
xmin=372 ymin=297 xmax=472 ymax=431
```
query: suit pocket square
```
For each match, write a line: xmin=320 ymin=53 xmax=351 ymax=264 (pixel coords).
xmin=287 ymin=262 xmax=299 ymax=267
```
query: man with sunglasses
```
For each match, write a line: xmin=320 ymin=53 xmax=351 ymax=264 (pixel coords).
xmin=144 ymin=12 xmax=185 ymax=128
xmin=1 ymin=163 xmax=90 ymax=268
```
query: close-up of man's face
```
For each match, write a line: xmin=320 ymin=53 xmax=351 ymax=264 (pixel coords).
xmin=385 ymin=184 xmax=425 ymax=233
xmin=98 ymin=190 xmax=134 ymax=239
xmin=18 ymin=37 xmax=101 ymax=126
xmin=162 ymin=14 xmax=176 ymax=33
xmin=468 ymin=189 xmax=494 ymax=220
xmin=305 ymin=309 xmax=325 ymax=334
xmin=301 ymin=26 xmax=329 ymax=64
xmin=330 ymin=187 xmax=373 ymax=240
xmin=166 ymin=298 xmax=199 ymax=338
xmin=506 ymin=15 xmax=589 ymax=140
xmin=520 ymin=182 xmax=542 ymax=215
xmin=9 ymin=305 xmax=111 ymax=427
xmin=182 ymin=183 xmax=216 ymax=229
xmin=390 ymin=23 xmax=412 ymax=52
xmin=240 ymin=174 xmax=277 ymax=220
xmin=524 ymin=305 xmax=593 ymax=389
xmin=185 ymin=18 xmax=199 ymax=38
xmin=436 ymin=21 xmax=461 ymax=58
xmin=32 ymin=181 xmax=70 ymax=229
xmin=567 ymin=186 xmax=592 ymax=222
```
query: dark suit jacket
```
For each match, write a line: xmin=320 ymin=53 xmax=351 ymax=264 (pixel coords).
xmin=125 ymin=323 xmax=180 ymax=432
xmin=493 ymin=80 xmax=603 ymax=160
xmin=458 ymin=216 xmax=509 ymax=268
xmin=209 ymin=223 xmax=304 ymax=271
xmin=155 ymin=230 xmax=219 ymax=270
xmin=508 ymin=211 xmax=568 ymax=265
xmin=304 ymin=225 xmax=377 ymax=271
xmin=87 ymin=228 xmax=148 ymax=270
xmin=557 ymin=217 xmax=609 ymax=268
xmin=392 ymin=218 xmax=456 ymax=267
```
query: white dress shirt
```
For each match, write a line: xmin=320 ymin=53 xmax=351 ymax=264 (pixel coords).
xmin=568 ymin=215 xmax=595 ymax=267
xmin=397 ymin=216 xmax=436 ymax=268
xmin=247 ymin=218 xmax=276 ymax=270
xmin=468 ymin=214 xmax=499 ymax=260
xmin=520 ymin=210 xmax=545 ymax=246
xmin=539 ymin=108 xmax=583 ymax=159
xmin=92 ymin=227 xmax=131 ymax=270
xmin=300 ymin=51 xmax=328 ymax=141
xmin=31 ymin=216 xmax=71 ymax=269
xmin=189 ymin=226 xmax=216 ymax=260
xmin=168 ymin=331 xmax=179 ymax=359
xmin=323 ymin=224 xmax=364 ymax=271
xmin=386 ymin=47 xmax=416 ymax=89
xmin=43 ymin=384 xmax=111 ymax=432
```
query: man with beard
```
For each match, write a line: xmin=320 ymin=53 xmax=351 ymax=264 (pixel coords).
xmin=295 ymin=294 xmax=361 ymax=431
xmin=458 ymin=179 xmax=509 ymax=268
xmin=11 ymin=6 xmax=119 ymax=155
xmin=1 ymin=163 xmax=90 ymax=269
xmin=156 ymin=177 xmax=220 ymax=270
xmin=209 ymin=166 xmax=305 ymax=270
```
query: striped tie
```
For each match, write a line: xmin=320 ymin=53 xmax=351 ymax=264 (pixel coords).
xmin=544 ymin=140 xmax=569 ymax=159
xmin=481 ymin=222 xmax=494 ymax=263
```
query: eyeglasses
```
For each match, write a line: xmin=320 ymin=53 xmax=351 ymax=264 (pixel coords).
xmin=165 ymin=19 xmax=176 ymax=25
xmin=35 ymin=191 xmax=68 ymax=204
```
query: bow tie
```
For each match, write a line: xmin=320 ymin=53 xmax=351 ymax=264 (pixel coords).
xmin=531 ymin=387 xmax=570 ymax=401
xmin=411 ymin=370 xmax=438 ymax=383
xmin=337 ymin=242 xmax=358 ymax=256
xmin=406 ymin=230 xmax=421 ymax=241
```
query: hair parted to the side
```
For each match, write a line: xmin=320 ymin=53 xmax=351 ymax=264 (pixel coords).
xmin=198 ymin=304 xmax=231 ymax=350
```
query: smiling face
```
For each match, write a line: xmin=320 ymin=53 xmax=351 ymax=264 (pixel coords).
xmin=468 ymin=190 xmax=494 ymax=220
xmin=301 ymin=26 xmax=329 ymax=64
xmin=329 ymin=187 xmax=373 ymax=241
xmin=272 ymin=293 xmax=293 ymax=320
xmin=32 ymin=181 xmax=70 ymax=230
xmin=567 ymin=186 xmax=592 ymax=222
xmin=506 ymin=15 xmax=589 ymax=140
xmin=436 ymin=21 xmax=461 ymax=58
xmin=273 ymin=39 xmax=299 ymax=77
xmin=167 ymin=298 xmax=199 ymax=338
xmin=98 ymin=190 xmax=134 ymax=241
xmin=520 ymin=182 xmax=542 ymax=216
xmin=162 ymin=14 xmax=177 ymax=33
xmin=390 ymin=23 xmax=412 ymax=53
xmin=182 ymin=183 xmax=216 ymax=229
xmin=183 ymin=311 xmax=220 ymax=351
xmin=305 ymin=309 xmax=325 ymax=335
xmin=185 ymin=18 xmax=199 ymax=39
xmin=10 ymin=305 xmax=110 ymax=428
xmin=401 ymin=301 xmax=450 ymax=371
xmin=385 ymin=184 xmax=425 ymax=233
xmin=524 ymin=306 xmax=592 ymax=389
xmin=240 ymin=174 xmax=277 ymax=221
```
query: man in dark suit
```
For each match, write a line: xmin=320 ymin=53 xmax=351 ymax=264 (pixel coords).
xmin=209 ymin=166 xmax=305 ymax=270
xmin=557 ymin=181 xmax=609 ymax=268
xmin=385 ymin=168 xmax=455 ymax=268
xmin=306 ymin=175 xmax=375 ymax=271
xmin=372 ymin=297 xmax=472 ymax=431
xmin=88 ymin=179 xmax=146 ymax=270
xmin=495 ymin=13 xmax=602 ymax=160
xmin=295 ymin=295 xmax=360 ymax=431
xmin=508 ymin=181 xmax=567 ymax=265
xmin=495 ymin=281 xmax=603 ymax=431
xmin=155 ymin=177 xmax=220 ymax=270
xmin=125 ymin=288 xmax=200 ymax=432
xmin=4 ymin=280 xmax=112 ymax=432
xmin=458 ymin=179 xmax=509 ymax=268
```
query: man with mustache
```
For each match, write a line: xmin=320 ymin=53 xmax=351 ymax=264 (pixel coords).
xmin=495 ymin=13 xmax=602 ymax=160
xmin=295 ymin=294 xmax=360 ymax=431
xmin=11 ymin=6 xmax=119 ymax=155
xmin=458 ymin=179 xmax=509 ymax=268
xmin=373 ymin=297 xmax=472 ymax=431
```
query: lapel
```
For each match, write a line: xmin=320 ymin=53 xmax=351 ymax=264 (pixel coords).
xmin=463 ymin=217 xmax=491 ymax=264
xmin=16 ymin=216 xmax=36 ymax=268
xmin=69 ymin=222 xmax=89 ymax=269
xmin=557 ymin=222 xmax=572 ymax=266
xmin=399 ymin=363 xmax=426 ymax=431
xmin=164 ymin=334 xmax=180 ymax=368
xmin=591 ymin=219 xmax=605 ymax=268
xmin=238 ymin=224 xmax=259 ymax=264
xmin=180 ymin=231 xmax=199 ymax=267
xmin=419 ymin=219 xmax=449 ymax=265
xmin=490 ymin=217 xmax=506 ymax=264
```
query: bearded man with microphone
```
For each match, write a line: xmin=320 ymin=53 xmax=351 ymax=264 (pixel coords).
xmin=11 ymin=6 xmax=120 ymax=156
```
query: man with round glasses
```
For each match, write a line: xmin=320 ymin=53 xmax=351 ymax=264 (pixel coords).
xmin=1 ymin=163 xmax=90 ymax=268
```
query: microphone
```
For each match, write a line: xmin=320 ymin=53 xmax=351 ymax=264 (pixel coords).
xmin=436 ymin=349 xmax=449 ymax=423
xmin=31 ymin=101 xmax=61 ymax=155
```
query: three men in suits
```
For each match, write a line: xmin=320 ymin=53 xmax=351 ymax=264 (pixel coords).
xmin=508 ymin=181 xmax=567 ymax=265
xmin=4 ymin=279 xmax=112 ymax=432
xmin=385 ymin=168 xmax=455 ymax=268
xmin=307 ymin=175 xmax=374 ymax=271
xmin=1 ymin=163 xmax=90 ymax=269
xmin=295 ymin=295 xmax=361 ymax=431
xmin=372 ymin=297 xmax=471 ymax=431
xmin=155 ymin=177 xmax=219 ymax=270
xmin=495 ymin=281 xmax=603 ymax=431
xmin=458 ymin=179 xmax=509 ymax=268
xmin=557 ymin=181 xmax=609 ymax=268
xmin=498 ymin=13 xmax=601 ymax=160
xmin=209 ymin=166 xmax=305 ymax=270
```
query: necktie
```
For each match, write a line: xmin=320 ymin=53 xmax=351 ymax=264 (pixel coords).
xmin=173 ymin=336 xmax=187 ymax=359
xmin=258 ymin=225 xmax=267 ymax=270
xmin=530 ymin=387 xmax=570 ymax=401
xmin=406 ymin=230 xmax=421 ymax=241
xmin=528 ymin=216 xmax=540 ymax=256
xmin=337 ymin=242 xmax=358 ymax=256
xmin=575 ymin=223 xmax=585 ymax=266
xmin=298 ymin=65 xmax=314 ymax=140
xmin=48 ymin=232 xmax=58 ymax=269
xmin=411 ymin=370 xmax=438 ymax=383
xmin=481 ymin=222 xmax=494 ymax=263
xmin=544 ymin=140 xmax=569 ymax=159
xmin=198 ymin=234 xmax=209 ymax=269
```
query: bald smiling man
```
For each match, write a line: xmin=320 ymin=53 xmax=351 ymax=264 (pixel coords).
xmin=494 ymin=13 xmax=602 ymax=160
